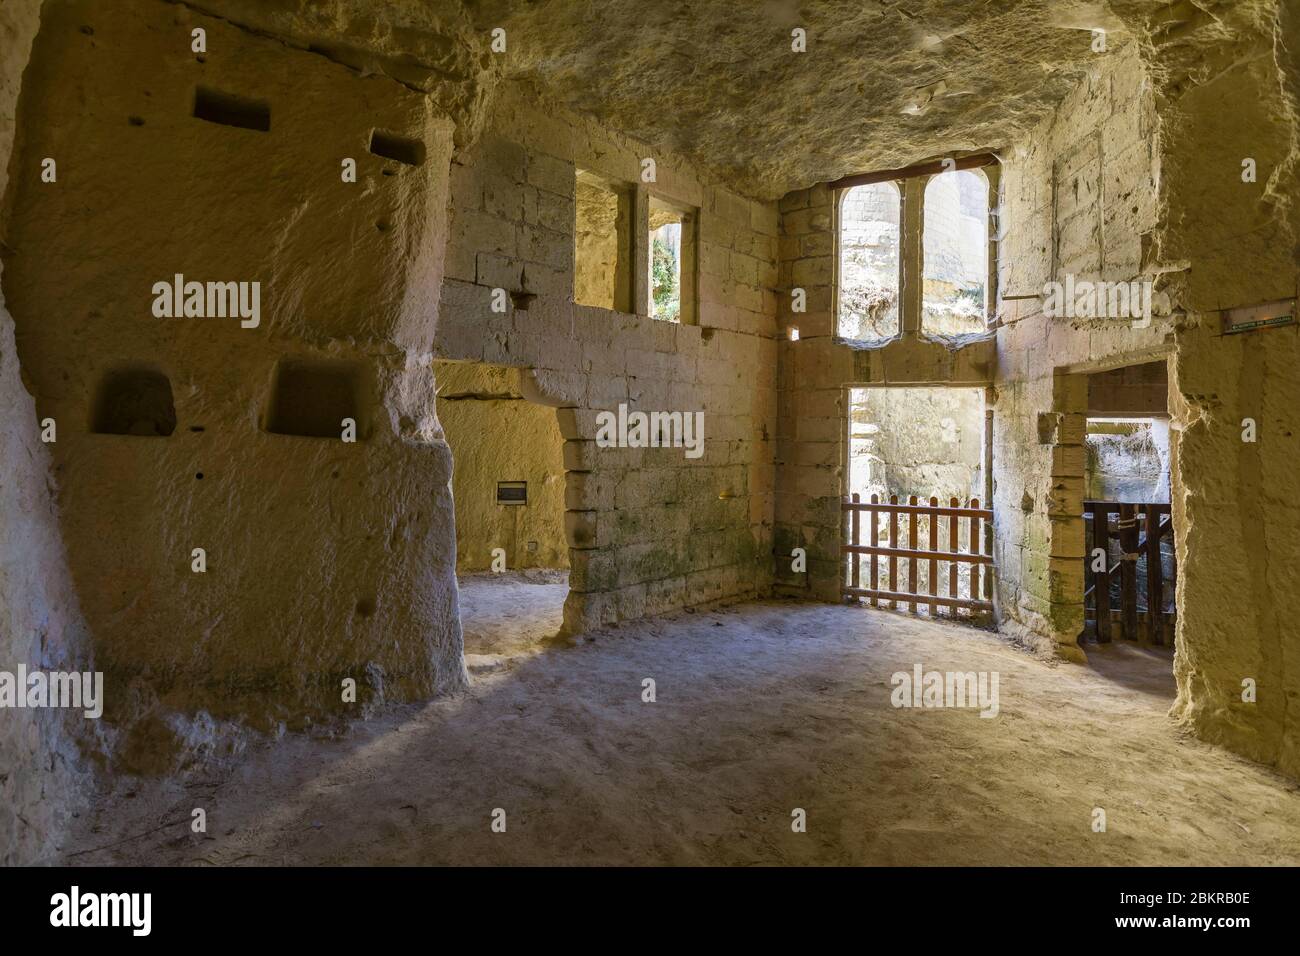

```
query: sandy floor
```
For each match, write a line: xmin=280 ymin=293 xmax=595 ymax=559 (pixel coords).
xmin=64 ymin=577 xmax=1300 ymax=866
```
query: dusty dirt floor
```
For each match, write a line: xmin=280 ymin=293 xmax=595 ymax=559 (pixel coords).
xmin=64 ymin=576 xmax=1300 ymax=866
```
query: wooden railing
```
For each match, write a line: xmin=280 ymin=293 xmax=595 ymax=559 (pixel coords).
xmin=841 ymin=494 xmax=994 ymax=619
xmin=1084 ymin=500 xmax=1175 ymax=644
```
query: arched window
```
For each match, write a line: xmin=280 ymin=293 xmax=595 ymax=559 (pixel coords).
xmin=837 ymin=181 xmax=900 ymax=343
xmin=922 ymin=169 xmax=989 ymax=336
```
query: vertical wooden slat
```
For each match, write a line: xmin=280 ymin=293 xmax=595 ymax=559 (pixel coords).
xmin=968 ymin=497 xmax=981 ymax=611
xmin=1094 ymin=504 xmax=1112 ymax=643
xmin=869 ymin=493 xmax=879 ymax=607
xmin=1083 ymin=503 xmax=1094 ymax=633
xmin=1145 ymin=505 xmax=1163 ymax=645
xmin=948 ymin=496 xmax=959 ymax=617
xmin=907 ymin=495 xmax=919 ymax=613
xmin=928 ymin=496 xmax=939 ymax=617
xmin=888 ymin=494 xmax=898 ymax=608
xmin=1119 ymin=503 xmax=1138 ymax=640
xmin=850 ymin=493 xmax=861 ymax=593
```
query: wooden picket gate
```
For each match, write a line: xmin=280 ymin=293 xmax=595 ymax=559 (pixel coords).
xmin=1083 ymin=500 xmax=1175 ymax=644
xmin=841 ymin=493 xmax=994 ymax=621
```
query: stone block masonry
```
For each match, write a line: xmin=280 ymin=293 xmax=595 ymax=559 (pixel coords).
xmin=436 ymin=82 xmax=779 ymax=633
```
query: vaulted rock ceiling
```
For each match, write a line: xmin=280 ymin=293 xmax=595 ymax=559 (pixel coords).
xmin=185 ymin=0 xmax=1286 ymax=198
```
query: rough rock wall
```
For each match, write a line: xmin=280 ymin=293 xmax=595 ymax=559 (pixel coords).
xmin=434 ymin=361 xmax=568 ymax=572
xmin=435 ymin=82 xmax=778 ymax=631
xmin=1136 ymin=1 xmax=1300 ymax=776
xmin=1 ymin=0 xmax=466 ymax=751
xmin=0 ymin=0 xmax=93 ymax=865
xmin=178 ymin=0 xmax=494 ymax=150
xmin=995 ymin=0 xmax=1300 ymax=776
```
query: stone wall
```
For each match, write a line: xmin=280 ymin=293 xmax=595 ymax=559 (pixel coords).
xmin=435 ymin=82 xmax=779 ymax=632
xmin=995 ymin=2 xmax=1300 ymax=779
xmin=774 ymin=180 xmax=995 ymax=600
xmin=992 ymin=42 xmax=1168 ymax=658
xmin=1143 ymin=2 xmax=1300 ymax=777
xmin=0 ymin=0 xmax=93 ymax=865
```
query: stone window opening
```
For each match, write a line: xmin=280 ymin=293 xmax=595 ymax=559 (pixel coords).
xmin=836 ymin=180 xmax=901 ymax=343
xmin=646 ymin=196 xmax=697 ymax=324
xmin=922 ymin=168 xmax=992 ymax=338
xmin=574 ymin=169 xmax=633 ymax=312
xmin=833 ymin=155 xmax=999 ymax=346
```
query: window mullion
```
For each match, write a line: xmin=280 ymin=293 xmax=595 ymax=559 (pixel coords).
xmin=900 ymin=177 xmax=925 ymax=338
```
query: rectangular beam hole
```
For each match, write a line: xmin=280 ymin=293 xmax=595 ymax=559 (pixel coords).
xmin=193 ymin=86 xmax=270 ymax=132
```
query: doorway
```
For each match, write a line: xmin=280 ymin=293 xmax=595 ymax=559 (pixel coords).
xmin=1079 ymin=362 xmax=1177 ymax=648
xmin=843 ymin=385 xmax=993 ymax=624
xmin=434 ymin=361 xmax=569 ymax=663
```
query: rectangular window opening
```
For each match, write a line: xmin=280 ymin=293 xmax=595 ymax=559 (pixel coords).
xmin=648 ymin=197 xmax=697 ymax=324
xmin=574 ymin=169 xmax=632 ymax=311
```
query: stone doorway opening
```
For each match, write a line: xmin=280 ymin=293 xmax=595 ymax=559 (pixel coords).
xmin=1079 ymin=362 xmax=1177 ymax=651
xmin=434 ymin=361 xmax=569 ymax=665
xmin=844 ymin=385 xmax=993 ymax=625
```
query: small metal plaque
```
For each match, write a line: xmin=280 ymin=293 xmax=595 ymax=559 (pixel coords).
xmin=496 ymin=481 xmax=527 ymax=505
xmin=1222 ymin=298 xmax=1295 ymax=335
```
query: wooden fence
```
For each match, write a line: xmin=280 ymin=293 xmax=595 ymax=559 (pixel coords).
xmin=841 ymin=494 xmax=994 ymax=620
xmin=1084 ymin=500 xmax=1175 ymax=644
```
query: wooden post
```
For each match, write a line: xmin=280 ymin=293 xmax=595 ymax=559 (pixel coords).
xmin=1094 ymin=504 xmax=1112 ymax=643
xmin=908 ymin=495 xmax=919 ymax=613
xmin=1083 ymin=503 xmax=1094 ymax=636
xmin=869 ymin=494 xmax=879 ymax=607
xmin=1119 ymin=503 xmax=1138 ymax=640
xmin=948 ymin=496 xmax=959 ymax=618
xmin=1145 ymin=506 xmax=1163 ymax=645
xmin=888 ymin=494 xmax=899 ymax=608
xmin=850 ymin=493 xmax=861 ymax=594
xmin=928 ymin=496 xmax=939 ymax=617
xmin=969 ymin=498 xmax=981 ymax=611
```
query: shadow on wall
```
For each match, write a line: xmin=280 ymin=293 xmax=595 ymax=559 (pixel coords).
xmin=434 ymin=361 xmax=569 ymax=573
